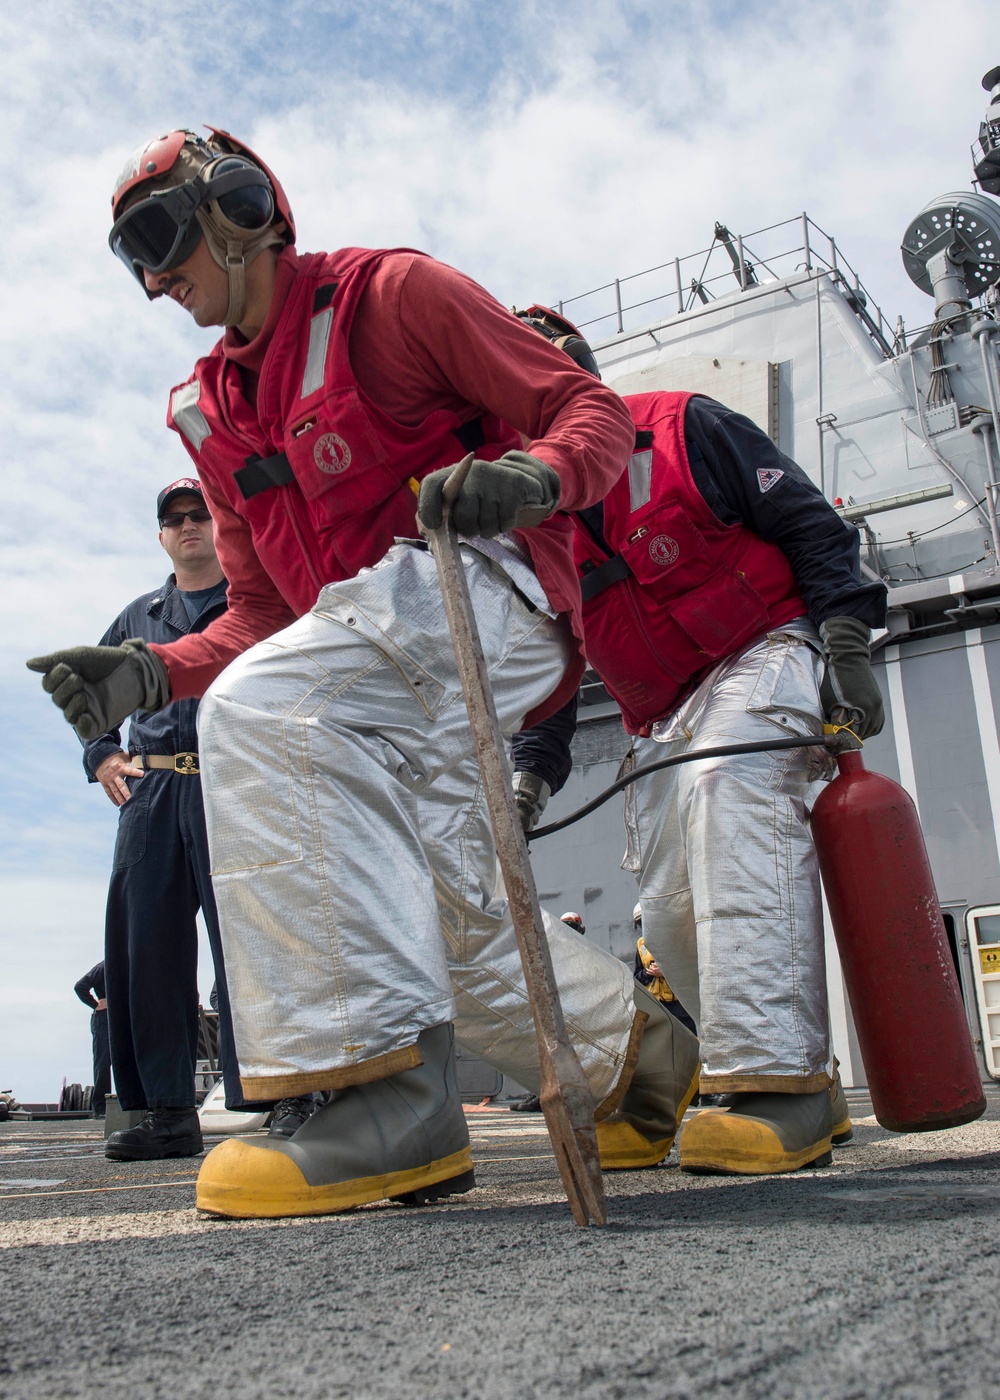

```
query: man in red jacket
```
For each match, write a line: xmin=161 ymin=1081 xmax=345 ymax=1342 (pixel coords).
xmin=29 ymin=128 xmax=700 ymax=1216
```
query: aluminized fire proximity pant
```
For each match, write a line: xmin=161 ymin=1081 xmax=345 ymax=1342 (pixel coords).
xmin=198 ymin=543 xmax=637 ymax=1102
xmin=624 ymin=624 xmax=834 ymax=1094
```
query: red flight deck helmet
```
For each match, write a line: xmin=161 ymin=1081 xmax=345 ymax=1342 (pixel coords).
xmin=109 ymin=127 xmax=296 ymax=325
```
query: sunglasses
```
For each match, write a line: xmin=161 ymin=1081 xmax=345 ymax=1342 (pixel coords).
xmin=109 ymin=160 xmax=274 ymax=287
xmin=160 ymin=508 xmax=212 ymax=529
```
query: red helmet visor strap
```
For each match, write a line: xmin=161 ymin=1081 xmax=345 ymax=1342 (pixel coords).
xmin=109 ymin=165 xmax=271 ymax=282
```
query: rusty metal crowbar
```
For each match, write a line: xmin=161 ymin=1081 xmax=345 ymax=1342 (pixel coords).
xmin=421 ymin=454 xmax=607 ymax=1227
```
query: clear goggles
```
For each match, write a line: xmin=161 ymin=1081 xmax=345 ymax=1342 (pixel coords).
xmin=109 ymin=160 xmax=273 ymax=285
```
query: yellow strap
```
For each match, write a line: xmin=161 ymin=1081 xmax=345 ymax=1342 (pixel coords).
xmin=822 ymin=721 xmax=863 ymax=746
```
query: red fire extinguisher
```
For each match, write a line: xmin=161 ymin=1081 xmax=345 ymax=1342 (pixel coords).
xmin=811 ymin=748 xmax=986 ymax=1132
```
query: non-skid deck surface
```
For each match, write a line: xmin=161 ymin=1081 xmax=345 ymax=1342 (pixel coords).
xmin=2 ymin=1092 xmax=999 ymax=1398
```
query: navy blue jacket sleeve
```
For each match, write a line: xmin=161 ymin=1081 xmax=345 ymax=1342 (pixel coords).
xmin=73 ymin=961 xmax=105 ymax=1007
xmin=683 ymin=397 xmax=887 ymax=629
xmin=510 ymin=693 xmax=578 ymax=794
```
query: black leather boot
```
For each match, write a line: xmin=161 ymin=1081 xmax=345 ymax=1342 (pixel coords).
xmin=267 ymin=1097 xmax=319 ymax=1138
xmin=105 ymin=1107 xmax=203 ymax=1161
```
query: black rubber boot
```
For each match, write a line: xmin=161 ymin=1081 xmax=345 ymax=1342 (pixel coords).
xmin=196 ymin=1023 xmax=474 ymax=1218
xmin=105 ymin=1108 xmax=203 ymax=1161
xmin=596 ymin=984 xmax=701 ymax=1169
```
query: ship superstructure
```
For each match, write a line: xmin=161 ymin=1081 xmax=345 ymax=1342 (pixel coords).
xmin=521 ymin=67 xmax=1000 ymax=1092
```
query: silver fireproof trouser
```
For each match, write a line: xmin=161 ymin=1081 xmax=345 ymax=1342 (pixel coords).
xmin=198 ymin=542 xmax=637 ymax=1102
xmin=624 ymin=624 xmax=834 ymax=1094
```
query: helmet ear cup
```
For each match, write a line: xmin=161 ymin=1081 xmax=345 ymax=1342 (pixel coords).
xmin=194 ymin=154 xmax=285 ymax=327
xmin=205 ymin=126 xmax=296 ymax=243
xmin=553 ymin=333 xmax=601 ymax=380
xmin=514 ymin=306 xmax=602 ymax=380
xmin=204 ymin=156 xmax=275 ymax=233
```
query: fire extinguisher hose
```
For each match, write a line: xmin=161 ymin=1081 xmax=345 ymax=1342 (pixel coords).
xmin=527 ymin=732 xmax=845 ymax=842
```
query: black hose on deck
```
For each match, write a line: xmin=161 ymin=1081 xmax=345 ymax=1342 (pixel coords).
xmin=527 ymin=733 xmax=839 ymax=842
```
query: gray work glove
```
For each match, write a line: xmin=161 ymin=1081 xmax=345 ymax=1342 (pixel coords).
xmin=418 ymin=451 xmax=561 ymax=537
xmin=26 ymin=640 xmax=171 ymax=742
xmin=511 ymin=770 xmax=551 ymax=832
xmin=818 ymin=616 xmax=885 ymax=739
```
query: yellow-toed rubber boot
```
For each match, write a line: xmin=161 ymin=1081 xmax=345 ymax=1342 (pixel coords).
xmin=679 ymin=1087 xmax=834 ymax=1175
xmin=196 ymin=1023 xmax=475 ymax=1219
xmin=830 ymin=1069 xmax=853 ymax=1145
xmin=596 ymin=983 xmax=701 ymax=1170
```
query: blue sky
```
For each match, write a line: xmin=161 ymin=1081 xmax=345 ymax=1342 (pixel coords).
xmin=1 ymin=0 xmax=995 ymax=1098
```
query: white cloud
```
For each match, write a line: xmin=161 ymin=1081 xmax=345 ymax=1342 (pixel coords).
xmin=0 ymin=876 xmax=217 ymax=1102
xmin=1 ymin=0 xmax=996 ymax=1095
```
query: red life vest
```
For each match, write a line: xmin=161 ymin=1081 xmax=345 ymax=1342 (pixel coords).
xmin=574 ymin=391 xmax=807 ymax=733
xmin=167 ymin=247 xmax=521 ymax=618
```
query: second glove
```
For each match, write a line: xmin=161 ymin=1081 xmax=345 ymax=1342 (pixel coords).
xmin=818 ymin=616 xmax=885 ymax=739
xmin=511 ymin=770 xmax=551 ymax=833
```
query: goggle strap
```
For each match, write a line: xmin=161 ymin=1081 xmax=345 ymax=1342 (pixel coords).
xmin=201 ymin=164 xmax=271 ymax=205
xmin=225 ymin=239 xmax=248 ymax=327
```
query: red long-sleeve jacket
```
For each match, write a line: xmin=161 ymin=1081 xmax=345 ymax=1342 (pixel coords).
xmin=154 ymin=245 xmax=634 ymax=724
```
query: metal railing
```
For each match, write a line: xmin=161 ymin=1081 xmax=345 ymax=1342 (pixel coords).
xmin=555 ymin=213 xmax=897 ymax=358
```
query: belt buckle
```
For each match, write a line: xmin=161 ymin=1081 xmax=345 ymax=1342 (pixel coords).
xmin=173 ymin=752 xmax=199 ymax=775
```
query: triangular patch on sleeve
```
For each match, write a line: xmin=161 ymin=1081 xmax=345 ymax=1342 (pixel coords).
xmin=757 ymin=467 xmax=784 ymax=493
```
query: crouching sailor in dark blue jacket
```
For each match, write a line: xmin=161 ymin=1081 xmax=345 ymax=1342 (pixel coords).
xmin=84 ymin=479 xmax=311 ymax=1160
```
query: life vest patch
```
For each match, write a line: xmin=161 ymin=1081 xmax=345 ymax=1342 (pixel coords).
xmin=649 ymin=534 xmax=680 ymax=567
xmin=757 ymin=467 xmax=784 ymax=493
xmin=314 ymin=432 xmax=352 ymax=475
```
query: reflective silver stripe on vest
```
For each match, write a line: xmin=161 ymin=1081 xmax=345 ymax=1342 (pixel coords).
xmin=627 ymin=449 xmax=653 ymax=511
xmin=170 ymin=381 xmax=212 ymax=452
xmin=301 ymin=307 xmax=334 ymax=399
